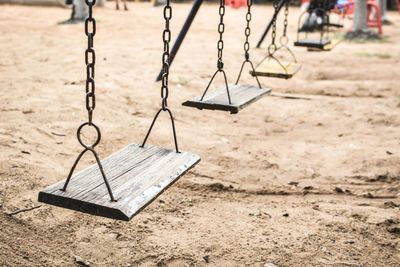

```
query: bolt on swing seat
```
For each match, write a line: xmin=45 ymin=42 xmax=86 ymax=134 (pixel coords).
xmin=39 ymin=0 xmax=200 ymax=221
xmin=182 ymin=0 xmax=270 ymax=114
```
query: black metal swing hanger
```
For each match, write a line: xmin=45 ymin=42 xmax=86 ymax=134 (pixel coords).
xmin=199 ymin=0 xmax=231 ymax=104
xmin=235 ymin=0 xmax=262 ymax=89
xmin=60 ymin=0 xmax=116 ymax=201
xmin=141 ymin=0 xmax=180 ymax=154
xmin=258 ymin=0 xmax=294 ymax=75
xmin=274 ymin=1 xmax=298 ymax=64
xmin=62 ymin=0 xmax=180 ymax=202
xmin=200 ymin=0 xmax=262 ymax=104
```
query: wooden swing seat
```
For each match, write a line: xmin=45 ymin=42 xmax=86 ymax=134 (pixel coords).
xmin=322 ymin=22 xmax=343 ymax=28
xmin=182 ymin=84 xmax=271 ymax=114
xmin=307 ymin=39 xmax=341 ymax=51
xmin=38 ymin=143 xmax=200 ymax=221
xmin=294 ymin=38 xmax=331 ymax=49
xmin=250 ymin=60 xmax=302 ymax=79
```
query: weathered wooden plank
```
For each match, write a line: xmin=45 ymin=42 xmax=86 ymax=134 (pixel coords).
xmin=79 ymin=149 xmax=178 ymax=204
xmin=250 ymin=60 xmax=302 ymax=79
xmin=294 ymin=38 xmax=331 ymax=49
xmin=38 ymin=143 xmax=200 ymax=221
xmin=323 ymin=22 xmax=343 ymax=28
xmin=307 ymin=39 xmax=341 ymax=52
xmin=71 ymin=145 xmax=169 ymax=200
xmin=182 ymin=84 xmax=271 ymax=114
xmin=45 ymin=144 xmax=159 ymax=198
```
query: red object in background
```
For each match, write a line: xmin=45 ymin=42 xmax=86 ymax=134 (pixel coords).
xmin=366 ymin=0 xmax=382 ymax=34
xmin=225 ymin=0 xmax=247 ymax=9
xmin=335 ymin=0 xmax=383 ymax=34
xmin=397 ymin=0 xmax=400 ymax=15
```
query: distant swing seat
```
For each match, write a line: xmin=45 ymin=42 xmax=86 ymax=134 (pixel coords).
xmin=294 ymin=37 xmax=331 ymax=49
xmin=39 ymin=143 xmax=200 ymax=221
xmin=251 ymin=44 xmax=301 ymax=79
xmin=295 ymin=9 xmax=332 ymax=49
xmin=182 ymin=83 xmax=271 ymax=114
xmin=251 ymin=60 xmax=301 ymax=79
xmin=307 ymin=38 xmax=340 ymax=51
xmin=251 ymin=39 xmax=301 ymax=80
xmin=323 ymin=22 xmax=343 ymax=28
xmin=183 ymin=0 xmax=270 ymax=114
xmin=253 ymin=1 xmax=301 ymax=80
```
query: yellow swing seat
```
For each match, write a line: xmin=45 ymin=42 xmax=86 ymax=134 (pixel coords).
xmin=250 ymin=59 xmax=301 ymax=79
xmin=307 ymin=38 xmax=341 ymax=51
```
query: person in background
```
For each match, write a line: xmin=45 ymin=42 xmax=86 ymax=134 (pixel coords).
xmin=115 ymin=0 xmax=128 ymax=10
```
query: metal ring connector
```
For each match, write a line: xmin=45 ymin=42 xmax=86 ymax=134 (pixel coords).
xmin=77 ymin=122 xmax=101 ymax=149
xmin=280 ymin=36 xmax=289 ymax=46
xmin=268 ymin=44 xmax=277 ymax=55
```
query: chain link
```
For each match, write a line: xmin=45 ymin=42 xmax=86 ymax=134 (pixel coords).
xmin=283 ymin=1 xmax=289 ymax=37
xmin=62 ymin=0 xmax=117 ymax=202
xmin=278 ymin=0 xmax=290 ymax=46
xmin=267 ymin=0 xmax=279 ymax=55
xmin=217 ymin=0 xmax=225 ymax=70
xmin=271 ymin=0 xmax=278 ymax=46
xmin=161 ymin=0 xmax=172 ymax=110
xmin=243 ymin=0 xmax=252 ymax=61
xmin=235 ymin=0 xmax=262 ymax=89
xmin=84 ymin=0 xmax=96 ymax=125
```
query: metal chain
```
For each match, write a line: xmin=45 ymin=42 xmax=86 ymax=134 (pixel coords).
xmin=283 ymin=1 xmax=289 ymax=37
xmin=62 ymin=0 xmax=116 ymax=202
xmin=243 ymin=0 xmax=252 ymax=61
xmin=235 ymin=0 xmax=262 ymax=89
xmin=217 ymin=0 xmax=225 ymax=70
xmin=161 ymin=0 xmax=172 ymax=110
xmin=141 ymin=0 xmax=179 ymax=153
xmin=271 ymin=0 xmax=278 ymax=46
xmin=84 ymin=0 xmax=96 ymax=125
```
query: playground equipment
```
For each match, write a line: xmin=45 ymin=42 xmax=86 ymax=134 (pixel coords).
xmin=294 ymin=13 xmax=331 ymax=49
xmin=398 ymin=0 xmax=400 ymax=14
xmin=251 ymin=0 xmax=301 ymax=79
xmin=335 ymin=0 xmax=383 ymax=34
xmin=225 ymin=0 xmax=247 ymax=9
xmin=294 ymin=0 xmax=334 ymax=49
xmin=182 ymin=0 xmax=270 ymax=114
xmin=156 ymin=0 xmax=289 ymax=81
xmin=38 ymin=0 xmax=200 ymax=221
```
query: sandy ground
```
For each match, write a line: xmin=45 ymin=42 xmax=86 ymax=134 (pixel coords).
xmin=0 ymin=2 xmax=400 ymax=266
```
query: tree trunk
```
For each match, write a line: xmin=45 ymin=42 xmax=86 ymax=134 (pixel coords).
xmin=60 ymin=0 xmax=104 ymax=24
xmin=70 ymin=0 xmax=88 ymax=22
xmin=345 ymin=0 xmax=381 ymax=39
xmin=353 ymin=0 xmax=368 ymax=32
